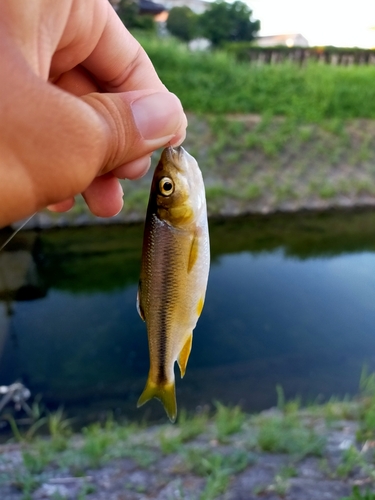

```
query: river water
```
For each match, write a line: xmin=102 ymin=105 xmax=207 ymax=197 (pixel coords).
xmin=1 ymin=210 xmax=375 ymax=423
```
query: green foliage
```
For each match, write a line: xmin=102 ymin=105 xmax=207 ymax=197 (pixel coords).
xmin=336 ymin=445 xmax=366 ymax=478
xmin=214 ymin=401 xmax=246 ymax=441
xmin=81 ymin=423 xmax=115 ymax=467
xmin=254 ymin=465 xmax=298 ymax=496
xmin=276 ymin=385 xmax=301 ymax=414
xmin=257 ymin=413 xmax=325 ymax=458
xmin=185 ymin=447 xmax=250 ymax=476
xmin=117 ymin=0 xmax=155 ymax=31
xmin=159 ymin=408 xmax=209 ymax=453
xmin=357 ymin=366 xmax=375 ymax=442
xmin=342 ymin=485 xmax=375 ymax=500
xmin=199 ymin=0 xmax=260 ymax=47
xmin=166 ymin=7 xmax=199 ymax=42
xmin=179 ymin=408 xmax=209 ymax=441
xmin=11 ymin=470 xmax=40 ymax=498
xmin=135 ymin=33 xmax=375 ymax=121
xmin=184 ymin=447 xmax=250 ymax=498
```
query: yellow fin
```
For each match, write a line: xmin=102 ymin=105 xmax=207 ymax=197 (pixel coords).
xmin=196 ymin=296 xmax=205 ymax=317
xmin=137 ymin=377 xmax=177 ymax=423
xmin=188 ymin=233 xmax=199 ymax=273
xmin=136 ymin=283 xmax=145 ymax=321
xmin=178 ymin=333 xmax=193 ymax=379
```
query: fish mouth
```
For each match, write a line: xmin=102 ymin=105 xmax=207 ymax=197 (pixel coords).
xmin=164 ymin=145 xmax=185 ymax=165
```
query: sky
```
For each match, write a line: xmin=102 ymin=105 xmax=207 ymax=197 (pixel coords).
xmin=249 ymin=0 xmax=375 ymax=48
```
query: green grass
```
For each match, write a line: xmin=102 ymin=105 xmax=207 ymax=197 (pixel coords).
xmin=8 ymin=378 xmax=375 ymax=499
xmin=135 ymin=33 xmax=375 ymax=122
xmin=342 ymin=486 xmax=375 ymax=500
xmin=184 ymin=447 xmax=250 ymax=500
xmin=256 ymin=413 xmax=325 ymax=458
xmin=159 ymin=408 xmax=209 ymax=454
xmin=214 ymin=401 xmax=246 ymax=442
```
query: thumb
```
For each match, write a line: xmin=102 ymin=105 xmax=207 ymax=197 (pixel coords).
xmin=0 ymin=82 xmax=186 ymax=226
xmin=84 ymin=90 xmax=187 ymax=175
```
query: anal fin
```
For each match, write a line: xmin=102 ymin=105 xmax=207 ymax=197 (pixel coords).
xmin=177 ymin=333 xmax=193 ymax=379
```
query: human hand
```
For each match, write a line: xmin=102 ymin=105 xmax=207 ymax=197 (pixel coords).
xmin=0 ymin=0 xmax=187 ymax=227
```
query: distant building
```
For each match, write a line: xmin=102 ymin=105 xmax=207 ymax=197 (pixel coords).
xmin=163 ymin=0 xmax=209 ymax=14
xmin=109 ymin=0 xmax=166 ymax=16
xmin=256 ymin=34 xmax=309 ymax=48
xmin=139 ymin=0 xmax=165 ymax=15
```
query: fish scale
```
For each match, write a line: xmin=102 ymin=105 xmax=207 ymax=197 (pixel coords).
xmin=136 ymin=146 xmax=210 ymax=422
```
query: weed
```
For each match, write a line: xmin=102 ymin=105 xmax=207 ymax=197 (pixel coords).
xmin=78 ymin=482 xmax=96 ymax=498
xmin=121 ymin=447 xmax=158 ymax=468
xmin=257 ymin=414 xmax=325 ymax=459
xmin=214 ymin=401 xmax=246 ymax=442
xmin=178 ymin=408 xmax=209 ymax=441
xmin=159 ymin=430 xmax=181 ymax=455
xmin=360 ymin=366 xmax=375 ymax=396
xmin=184 ymin=447 xmax=249 ymax=477
xmin=342 ymin=485 xmax=375 ymax=500
xmin=276 ymin=386 xmax=301 ymax=415
xmin=244 ymin=183 xmax=261 ymax=200
xmin=22 ymin=448 xmax=50 ymax=474
xmin=319 ymin=182 xmax=338 ymax=199
xmin=2 ymin=413 xmax=47 ymax=443
xmin=322 ymin=397 xmax=359 ymax=422
xmin=336 ymin=445 xmax=366 ymax=478
xmin=227 ymin=120 xmax=246 ymax=137
xmin=81 ymin=423 xmax=114 ymax=467
xmin=200 ymin=470 xmax=229 ymax=500
xmin=11 ymin=470 xmax=40 ymax=497
xmin=159 ymin=409 xmax=208 ymax=454
xmin=51 ymin=493 xmax=66 ymax=500
xmin=47 ymin=408 xmax=72 ymax=452
xmin=272 ymin=473 xmax=291 ymax=497
xmin=357 ymin=366 xmax=375 ymax=442
xmin=279 ymin=464 xmax=298 ymax=478
xmin=205 ymin=184 xmax=227 ymax=201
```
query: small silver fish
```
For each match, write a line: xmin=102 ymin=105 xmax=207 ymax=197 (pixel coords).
xmin=136 ymin=146 xmax=210 ymax=422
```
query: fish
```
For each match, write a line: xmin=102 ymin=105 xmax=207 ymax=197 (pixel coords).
xmin=136 ymin=146 xmax=210 ymax=422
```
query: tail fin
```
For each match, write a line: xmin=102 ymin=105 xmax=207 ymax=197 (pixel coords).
xmin=137 ymin=376 xmax=177 ymax=423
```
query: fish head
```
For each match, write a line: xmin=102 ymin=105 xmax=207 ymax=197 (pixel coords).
xmin=150 ymin=146 xmax=206 ymax=229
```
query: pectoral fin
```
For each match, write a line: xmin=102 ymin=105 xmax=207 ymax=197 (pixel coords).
xmin=178 ymin=333 xmax=193 ymax=379
xmin=188 ymin=233 xmax=199 ymax=273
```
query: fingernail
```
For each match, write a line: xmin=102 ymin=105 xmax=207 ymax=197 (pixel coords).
xmin=131 ymin=92 xmax=185 ymax=141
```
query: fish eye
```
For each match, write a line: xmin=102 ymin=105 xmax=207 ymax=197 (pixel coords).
xmin=159 ymin=177 xmax=174 ymax=196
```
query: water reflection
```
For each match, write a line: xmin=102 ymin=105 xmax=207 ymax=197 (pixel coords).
xmin=1 ymin=211 xmax=375 ymax=423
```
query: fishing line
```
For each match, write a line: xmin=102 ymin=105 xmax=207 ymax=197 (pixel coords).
xmin=0 ymin=213 xmax=36 ymax=252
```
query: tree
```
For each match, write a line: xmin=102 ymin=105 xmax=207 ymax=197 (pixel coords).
xmin=116 ymin=0 xmax=155 ymax=31
xmin=166 ymin=6 xmax=199 ymax=42
xmin=199 ymin=0 xmax=260 ymax=47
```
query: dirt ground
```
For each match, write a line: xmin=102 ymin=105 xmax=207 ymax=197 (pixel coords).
xmin=0 ymin=411 xmax=370 ymax=500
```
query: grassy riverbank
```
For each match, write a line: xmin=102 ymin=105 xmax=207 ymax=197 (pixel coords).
xmin=12 ymin=35 xmax=375 ymax=228
xmin=137 ymin=34 xmax=375 ymax=122
xmin=29 ymin=112 xmax=375 ymax=228
xmin=3 ymin=370 xmax=375 ymax=499
xmin=16 ymin=37 xmax=375 ymax=228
